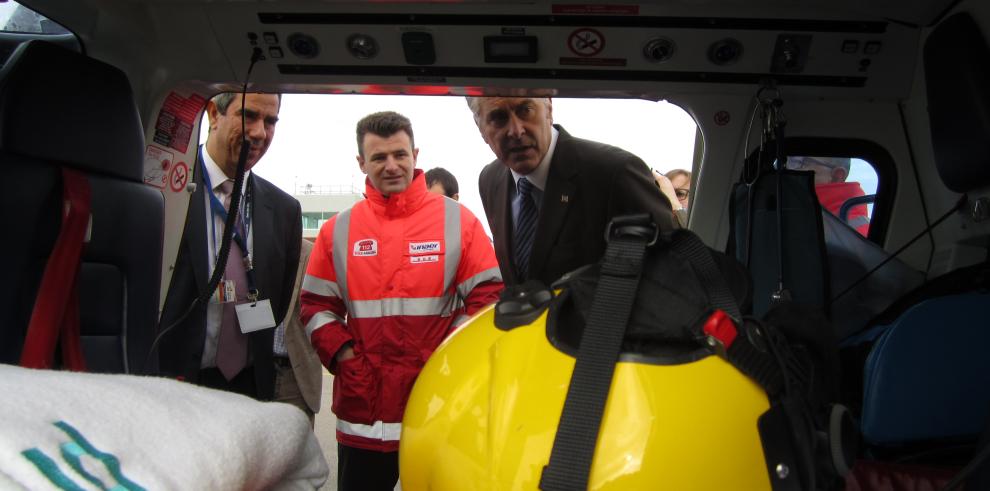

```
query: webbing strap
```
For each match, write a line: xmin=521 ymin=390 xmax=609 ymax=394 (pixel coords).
xmin=670 ymin=230 xmax=784 ymax=395
xmin=540 ymin=231 xmax=649 ymax=491
xmin=669 ymin=230 xmax=742 ymax=322
xmin=20 ymin=168 xmax=90 ymax=371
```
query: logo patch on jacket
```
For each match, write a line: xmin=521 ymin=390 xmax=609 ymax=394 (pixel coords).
xmin=410 ymin=255 xmax=439 ymax=264
xmin=353 ymin=239 xmax=378 ymax=256
xmin=409 ymin=241 xmax=441 ymax=254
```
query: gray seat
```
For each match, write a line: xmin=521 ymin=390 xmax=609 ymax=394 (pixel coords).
xmin=0 ymin=40 xmax=163 ymax=373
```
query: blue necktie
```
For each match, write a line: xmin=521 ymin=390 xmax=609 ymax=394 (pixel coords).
xmin=513 ymin=177 xmax=538 ymax=279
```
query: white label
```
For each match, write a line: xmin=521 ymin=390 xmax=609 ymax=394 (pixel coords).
xmin=353 ymin=239 xmax=378 ymax=256
xmin=409 ymin=241 xmax=441 ymax=254
xmin=235 ymin=299 xmax=277 ymax=333
xmin=410 ymin=255 xmax=439 ymax=264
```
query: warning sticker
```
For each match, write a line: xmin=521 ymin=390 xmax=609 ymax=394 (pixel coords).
xmin=552 ymin=4 xmax=639 ymax=15
xmin=152 ymin=92 xmax=207 ymax=153
xmin=567 ymin=28 xmax=605 ymax=57
xmin=714 ymin=110 xmax=731 ymax=126
xmin=559 ymin=57 xmax=627 ymax=67
xmin=143 ymin=145 xmax=174 ymax=189
xmin=168 ymin=161 xmax=189 ymax=193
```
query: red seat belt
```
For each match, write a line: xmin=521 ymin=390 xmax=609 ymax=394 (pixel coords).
xmin=19 ymin=168 xmax=91 ymax=371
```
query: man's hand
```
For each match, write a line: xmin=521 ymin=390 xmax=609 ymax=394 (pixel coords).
xmin=335 ymin=343 xmax=355 ymax=363
xmin=653 ymin=171 xmax=683 ymax=211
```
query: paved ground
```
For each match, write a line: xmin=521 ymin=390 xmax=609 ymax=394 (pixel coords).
xmin=314 ymin=372 xmax=337 ymax=490
xmin=314 ymin=372 xmax=401 ymax=491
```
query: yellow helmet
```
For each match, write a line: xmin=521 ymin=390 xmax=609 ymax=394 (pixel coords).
xmin=401 ymin=221 xmax=848 ymax=490
xmin=401 ymin=303 xmax=772 ymax=490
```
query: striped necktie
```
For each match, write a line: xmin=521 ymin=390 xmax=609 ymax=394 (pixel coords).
xmin=513 ymin=177 xmax=538 ymax=279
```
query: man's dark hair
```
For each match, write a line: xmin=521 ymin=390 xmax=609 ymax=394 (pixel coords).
xmin=356 ymin=111 xmax=415 ymax=157
xmin=425 ymin=167 xmax=459 ymax=198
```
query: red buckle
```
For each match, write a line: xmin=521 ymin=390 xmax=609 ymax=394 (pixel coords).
xmin=702 ymin=309 xmax=737 ymax=356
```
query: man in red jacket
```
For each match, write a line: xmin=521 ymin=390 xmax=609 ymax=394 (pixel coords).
xmin=787 ymin=156 xmax=871 ymax=236
xmin=300 ymin=111 xmax=503 ymax=490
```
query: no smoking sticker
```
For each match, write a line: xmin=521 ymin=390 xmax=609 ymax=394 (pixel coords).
xmin=567 ymin=28 xmax=605 ymax=57
xmin=168 ymin=161 xmax=189 ymax=193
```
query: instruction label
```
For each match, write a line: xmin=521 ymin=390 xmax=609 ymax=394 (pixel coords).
xmin=143 ymin=145 xmax=173 ymax=189
xmin=152 ymin=92 xmax=207 ymax=153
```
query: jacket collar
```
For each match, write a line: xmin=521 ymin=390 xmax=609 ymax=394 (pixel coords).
xmin=365 ymin=168 xmax=428 ymax=218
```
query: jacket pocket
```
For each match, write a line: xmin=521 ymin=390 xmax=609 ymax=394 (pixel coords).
xmin=331 ymin=354 xmax=377 ymax=421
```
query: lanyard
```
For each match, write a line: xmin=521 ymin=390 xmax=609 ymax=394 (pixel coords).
xmin=200 ymin=150 xmax=260 ymax=300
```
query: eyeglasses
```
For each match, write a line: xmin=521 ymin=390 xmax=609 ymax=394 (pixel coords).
xmin=785 ymin=156 xmax=834 ymax=171
xmin=675 ymin=188 xmax=690 ymax=200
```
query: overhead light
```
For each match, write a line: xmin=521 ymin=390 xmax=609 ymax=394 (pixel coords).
xmin=347 ymin=34 xmax=379 ymax=60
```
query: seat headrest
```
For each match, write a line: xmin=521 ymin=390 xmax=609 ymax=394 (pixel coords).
xmin=924 ymin=13 xmax=990 ymax=193
xmin=0 ymin=40 xmax=144 ymax=181
xmin=861 ymin=293 xmax=990 ymax=445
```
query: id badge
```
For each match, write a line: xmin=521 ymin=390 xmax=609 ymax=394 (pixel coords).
xmin=212 ymin=279 xmax=237 ymax=304
xmin=235 ymin=299 xmax=277 ymax=333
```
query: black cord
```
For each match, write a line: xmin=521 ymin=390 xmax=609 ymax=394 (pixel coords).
xmin=143 ymin=47 xmax=264 ymax=374
xmin=829 ymin=195 xmax=967 ymax=306
xmin=897 ymin=103 xmax=937 ymax=278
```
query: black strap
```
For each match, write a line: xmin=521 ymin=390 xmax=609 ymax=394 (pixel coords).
xmin=669 ymin=230 xmax=742 ymax=322
xmin=670 ymin=230 xmax=786 ymax=395
xmin=539 ymin=227 xmax=650 ymax=491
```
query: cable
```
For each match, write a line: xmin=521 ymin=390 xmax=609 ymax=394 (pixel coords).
xmin=143 ymin=47 xmax=264 ymax=374
xmin=897 ymin=103 xmax=937 ymax=278
xmin=829 ymin=195 xmax=967 ymax=306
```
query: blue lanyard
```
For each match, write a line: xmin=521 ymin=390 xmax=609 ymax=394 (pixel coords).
xmin=200 ymin=149 xmax=259 ymax=300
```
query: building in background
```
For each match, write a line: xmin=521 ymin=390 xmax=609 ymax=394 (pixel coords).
xmin=295 ymin=183 xmax=363 ymax=240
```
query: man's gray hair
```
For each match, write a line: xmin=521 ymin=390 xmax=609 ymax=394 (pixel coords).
xmin=211 ymin=92 xmax=283 ymax=115
xmin=464 ymin=96 xmax=551 ymax=126
xmin=465 ymin=97 xmax=484 ymax=126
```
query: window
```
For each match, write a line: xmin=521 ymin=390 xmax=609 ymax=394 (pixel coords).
xmin=195 ymin=94 xmax=699 ymax=238
xmin=0 ymin=1 xmax=70 ymax=35
xmin=785 ymin=155 xmax=880 ymax=237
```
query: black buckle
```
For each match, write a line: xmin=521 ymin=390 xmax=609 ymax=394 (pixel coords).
xmin=604 ymin=213 xmax=658 ymax=246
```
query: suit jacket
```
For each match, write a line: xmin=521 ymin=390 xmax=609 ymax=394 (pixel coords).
xmin=479 ymin=125 xmax=675 ymax=286
xmin=158 ymin=158 xmax=302 ymax=400
xmin=284 ymin=238 xmax=323 ymax=413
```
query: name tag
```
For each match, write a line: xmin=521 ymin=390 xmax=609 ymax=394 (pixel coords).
xmin=235 ymin=299 xmax=277 ymax=333
xmin=410 ymin=255 xmax=439 ymax=264
xmin=212 ymin=279 xmax=237 ymax=304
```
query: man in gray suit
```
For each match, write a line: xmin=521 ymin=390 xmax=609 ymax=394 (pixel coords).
xmin=468 ymin=96 xmax=675 ymax=287
xmin=275 ymin=239 xmax=323 ymax=424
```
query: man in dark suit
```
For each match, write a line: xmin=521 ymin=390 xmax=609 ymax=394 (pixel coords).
xmin=469 ymin=96 xmax=675 ymax=286
xmin=158 ymin=92 xmax=302 ymax=400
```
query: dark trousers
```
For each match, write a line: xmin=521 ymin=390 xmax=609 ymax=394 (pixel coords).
xmin=197 ymin=366 xmax=258 ymax=399
xmin=337 ymin=443 xmax=398 ymax=491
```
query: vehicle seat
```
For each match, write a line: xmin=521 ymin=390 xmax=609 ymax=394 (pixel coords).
xmin=0 ymin=40 xmax=163 ymax=373
xmin=860 ymin=292 xmax=990 ymax=448
xmin=846 ymin=11 xmax=990 ymax=489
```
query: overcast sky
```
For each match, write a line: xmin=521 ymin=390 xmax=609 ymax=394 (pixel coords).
xmin=222 ymin=94 xmax=697 ymax=234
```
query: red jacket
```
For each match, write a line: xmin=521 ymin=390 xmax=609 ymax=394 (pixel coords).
xmin=816 ymin=181 xmax=871 ymax=236
xmin=300 ymin=171 xmax=503 ymax=451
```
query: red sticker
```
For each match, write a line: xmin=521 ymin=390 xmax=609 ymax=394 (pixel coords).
xmin=168 ymin=161 xmax=189 ymax=193
xmin=567 ymin=28 xmax=605 ymax=57
xmin=152 ymin=92 xmax=207 ymax=153
xmin=714 ymin=110 xmax=731 ymax=126
xmin=559 ymin=57 xmax=626 ymax=67
xmin=552 ymin=4 xmax=639 ymax=15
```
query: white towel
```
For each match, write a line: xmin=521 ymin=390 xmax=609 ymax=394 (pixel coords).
xmin=0 ymin=364 xmax=328 ymax=490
